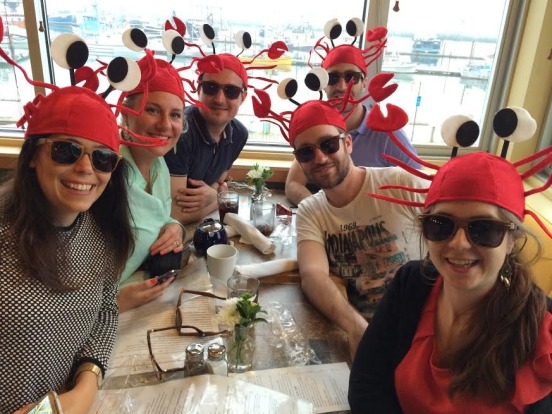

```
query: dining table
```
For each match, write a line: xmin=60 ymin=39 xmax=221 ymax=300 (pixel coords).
xmin=101 ymin=187 xmax=352 ymax=413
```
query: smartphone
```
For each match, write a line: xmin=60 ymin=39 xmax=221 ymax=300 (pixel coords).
xmin=156 ymin=269 xmax=179 ymax=284
xmin=25 ymin=391 xmax=62 ymax=414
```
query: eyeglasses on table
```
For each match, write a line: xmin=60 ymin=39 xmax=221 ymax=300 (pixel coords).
xmin=146 ymin=289 xmax=229 ymax=380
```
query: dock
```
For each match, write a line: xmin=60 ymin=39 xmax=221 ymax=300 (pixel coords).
xmin=414 ymin=67 xmax=461 ymax=77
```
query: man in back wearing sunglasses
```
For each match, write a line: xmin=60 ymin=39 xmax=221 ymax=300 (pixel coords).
xmin=164 ymin=54 xmax=249 ymax=224
xmin=285 ymin=44 xmax=421 ymax=206
xmin=291 ymin=100 xmax=426 ymax=360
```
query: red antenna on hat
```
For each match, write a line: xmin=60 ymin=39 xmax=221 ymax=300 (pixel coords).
xmin=173 ymin=23 xmax=287 ymax=91
xmin=163 ymin=16 xmax=187 ymax=63
xmin=251 ymin=68 xmax=358 ymax=143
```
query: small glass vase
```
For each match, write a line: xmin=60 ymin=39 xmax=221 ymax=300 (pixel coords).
xmin=251 ymin=182 xmax=266 ymax=203
xmin=227 ymin=325 xmax=255 ymax=373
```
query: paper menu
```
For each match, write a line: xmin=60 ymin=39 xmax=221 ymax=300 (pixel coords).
xmin=230 ymin=362 xmax=350 ymax=414
xmin=108 ymin=261 xmax=217 ymax=376
xmin=92 ymin=375 xmax=314 ymax=414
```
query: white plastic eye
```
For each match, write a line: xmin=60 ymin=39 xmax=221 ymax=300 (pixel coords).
xmin=122 ymin=28 xmax=148 ymax=52
xmin=51 ymin=33 xmax=88 ymax=70
xmin=162 ymin=29 xmax=185 ymax=55
xmin=441 ymin=114 xmax=480 ymax=147
xmin=277 ymin=78 xmax=298 ymax=100
xmin=324 ymin=18 xmax=342 ymax=40
xmin=234 ymin=30 xmax=252 ymax=50
xmin=305 ymin=67 xmax=329 ymax=92
xmin=493 ymin=106 xmax=536 ymax=142
xmin=106 ymin=57 xmax=141 ymax=92
xmin=346 ymin=18 xmax=364 ymax=38
xmin=200 ymin=24 xmax=216 ymax=46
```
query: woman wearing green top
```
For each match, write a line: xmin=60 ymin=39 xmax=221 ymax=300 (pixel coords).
xmin=116 ymin=57 xmax=187 ymax=311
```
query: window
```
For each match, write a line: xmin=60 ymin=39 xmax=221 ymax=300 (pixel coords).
xmin=377 ymin=0 xmax=524 ymax=156
xmin=0 ymin=0 xmax=541 ymax=162
xmin=0 ymin=1 xmax=32 ymax=132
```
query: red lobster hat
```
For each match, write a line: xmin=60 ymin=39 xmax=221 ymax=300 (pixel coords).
xmin=24 ymin=87 xmax=121 ymax=152
xmin=127 ymin=58 xmax=185 ymax=103
xmin=366 ymin=94 xmax=552 ymax=237
xmin=250 ymin=19 xmax=393 ymax=146
xmin=122 ymin=17 xmax=209 ymax=108
xmin=289 ymin=100 xmax=347 ymax=146
xmin=425 ymin=152 xmax=525 ymax=218
xmin=322 ymin=44 xmax=368 ymax=75
xmin=310 ymin=18 xmax=387 ymax=75
xmin=198 ymin=53 xmax=249 ymax=87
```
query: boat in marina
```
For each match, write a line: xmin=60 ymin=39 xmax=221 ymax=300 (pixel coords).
xmin=283 ymin=23 xmax=317 ymax=52
xmin=239 ymin=54 xmax=293 ymax=69
xmin=382 ymin=51 xmax=417 ymax=74
xmin=411 ymin=37 xmax=442 ymax=65
xmin=460 ymin=62 xmax=492 ymax=80
xmin=48 ymin=13 xmax=77 ymax=33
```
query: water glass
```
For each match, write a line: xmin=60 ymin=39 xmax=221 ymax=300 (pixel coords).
xmin=251 ymin=201 xmax=275 ymax=236
xmin=227 ymin=273 xmax=260 ymax=302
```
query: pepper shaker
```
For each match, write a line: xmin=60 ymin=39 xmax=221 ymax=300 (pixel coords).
xmin=184 ymin=343 xmax=207 ymax=377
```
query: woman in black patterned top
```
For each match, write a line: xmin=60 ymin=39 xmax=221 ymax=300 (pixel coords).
xmin=0 ymin=87 xmax=135 ymax=413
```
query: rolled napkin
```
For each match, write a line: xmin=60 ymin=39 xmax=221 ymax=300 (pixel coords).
xmin=224 ymin=224 xmax=239 ymax=238
xmin=223 ymin=213 xmax=276 ymax=255
xmin=235 ymin=258 xmax=298 ymax=278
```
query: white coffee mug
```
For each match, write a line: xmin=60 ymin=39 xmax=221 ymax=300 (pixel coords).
xmin=206 ymin=244 xmax=239 ymax=282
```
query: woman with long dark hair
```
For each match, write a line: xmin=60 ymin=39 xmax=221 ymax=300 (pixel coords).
xmin=0 ymin=86 xmax=136 ymax=414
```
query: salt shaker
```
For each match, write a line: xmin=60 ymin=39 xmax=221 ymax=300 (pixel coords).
xmin=207 ymin=343 xmax=227 ymax=376
xmin=184 ymin=343 xmax=207 ymax=377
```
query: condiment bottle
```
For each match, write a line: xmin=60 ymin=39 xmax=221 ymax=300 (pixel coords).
xmin=207 ymin=343 xmax=228 ymax=376
xmin=184 ymin=343 xmax=207 ymax=377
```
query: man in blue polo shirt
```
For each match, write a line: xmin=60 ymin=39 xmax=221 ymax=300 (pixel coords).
xmin=164 ymin=54 xmax=248 ymax=224
xmin=285 ymin=45 xmax=421 ymax=206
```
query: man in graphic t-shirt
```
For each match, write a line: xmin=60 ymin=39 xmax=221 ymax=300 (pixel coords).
xmin=290 ymin=100 xmax=425 ymax=359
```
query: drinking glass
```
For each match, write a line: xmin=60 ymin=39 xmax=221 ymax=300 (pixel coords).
xmin=251 ymin=201 xmax=275 ymax=236
xmin=217 ymin=191 xmax=239 ymax=223
xmin=227 ymin=273 xmax=260 ymax=302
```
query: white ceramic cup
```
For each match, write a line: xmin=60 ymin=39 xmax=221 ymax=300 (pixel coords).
xmin=206 ymin=244 xmax=239 ymax=282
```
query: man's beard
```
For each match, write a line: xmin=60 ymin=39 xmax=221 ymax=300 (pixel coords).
xmin=304 ymin=152 xmax=351 ymax=190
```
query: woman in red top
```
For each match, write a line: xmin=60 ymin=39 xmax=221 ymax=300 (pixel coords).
xmin=349 ymin=127 xmax=552 ymax=412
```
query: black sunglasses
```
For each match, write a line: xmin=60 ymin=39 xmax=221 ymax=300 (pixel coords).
xmin=199 ymin=80 xmax=245 ymax=100
xmin=327 ymin=71 xmax=364 ymax=86
xmin=43 ymin=139 xmax=121 ymax=173
xmin=294 ymin=134 xmax=346 ymax=163
xmin=419 ymin=214 xmax=516 ymax=248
